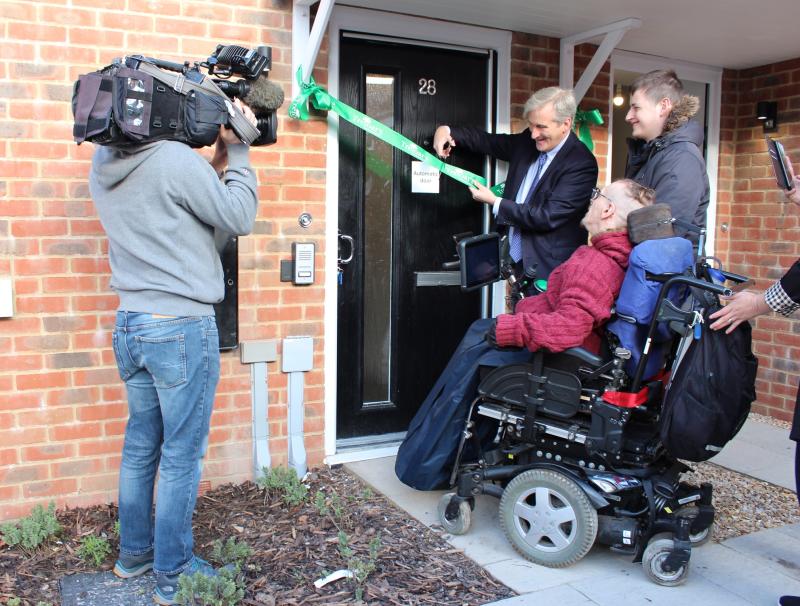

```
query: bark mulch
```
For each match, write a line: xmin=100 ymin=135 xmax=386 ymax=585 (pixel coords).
xmin=0 ymin=466 xmax=516 ymax=606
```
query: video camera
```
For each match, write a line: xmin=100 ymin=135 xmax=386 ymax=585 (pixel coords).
xmin=73 ymin=44 xmax=284 ymax=148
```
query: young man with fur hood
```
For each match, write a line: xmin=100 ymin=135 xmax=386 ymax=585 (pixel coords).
xmin=625 ymin=69 xmax=709 ymax=248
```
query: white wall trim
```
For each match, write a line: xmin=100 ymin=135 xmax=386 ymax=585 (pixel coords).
xmin=325 ymin=444 xmax=400 ymax=466
xmin=609 ymin=50 xmax=723 ymax=255
xmin=323 ymin=5 xmax=512 ymax=459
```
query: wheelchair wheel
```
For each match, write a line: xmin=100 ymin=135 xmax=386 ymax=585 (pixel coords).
xmin=498 ymin=469 xmax=597 ymax=567
xmin=688 ymin=524 xmax=713 ymax=546
xmin=677 ymin=506 xmax=714 ymax=546
xmin=437 ymin=493 xmax=472 ymax=535
xmin=642 ymin=533 xmax=690 ymax=586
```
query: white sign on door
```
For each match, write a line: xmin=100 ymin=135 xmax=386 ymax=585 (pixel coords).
xmin=411 ymin=160 xmax=440 ymax=194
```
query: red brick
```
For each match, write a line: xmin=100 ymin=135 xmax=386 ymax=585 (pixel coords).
xmin=22 ymin=443 xmax=76 ymax=462
xmin=0 ymin=354 xmax=44 ymax=372
xmin=78 ymin=438 xmax=123 ymax=456
xmin=15 ymin=257 xmax=68 ymax=275
xmin=23 ymin=478 xmax=78 ymax=499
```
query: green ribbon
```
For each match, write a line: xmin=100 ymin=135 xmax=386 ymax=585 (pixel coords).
xmin=289 ymin=68 xmax=505 ymax=196
xmin=573 ymin=108 xmax=604 ymax=153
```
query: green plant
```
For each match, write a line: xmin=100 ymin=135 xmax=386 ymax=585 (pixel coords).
xmin=175 ymin=566 xmax=244 ymax=606
xmin=210 ymin=537 xmax=252 ymax=569
xmin=77 ymin=534 xmax=112 ymax=567
xmin=338 ymin=531 xmax=382 ymax=602
xmin=312 ymin=489 xmax=349 ymax=528
xmin=7 ymin=598 xmax=21 ymax=606
xmin=0 ymin=502 xmax=61 ymax=552
xmin=257 ymin=466 xmax=308 ymax=506
xmin=312 ymin=490 xmax=329 ymax=516
xmin=113 ymin=520 xmax=120 ymax=537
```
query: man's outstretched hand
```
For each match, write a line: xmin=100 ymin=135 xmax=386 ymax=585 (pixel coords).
xmin=433 ymin=125 xmax=455 ymax=159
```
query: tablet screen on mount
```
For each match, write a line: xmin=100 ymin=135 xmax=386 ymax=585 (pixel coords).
xmin=458 ymin=233 xmax=500 ymax=292
xmin=766 ymin=135 xmax=792 ymax=190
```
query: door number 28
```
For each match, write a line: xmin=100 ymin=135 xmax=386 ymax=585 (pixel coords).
xmin=418 ymin=78 xmax=437 ymax=95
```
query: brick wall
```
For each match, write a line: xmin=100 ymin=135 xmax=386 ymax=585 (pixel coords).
xmin=717 ymin=60 xmax=800 ymax=422
xmin=0 ymin=0 xmax=329 ymax=521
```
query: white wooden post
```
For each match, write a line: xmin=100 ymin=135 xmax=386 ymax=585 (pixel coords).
xmin=292 ymin=0 xmax=336 ymax=97
xmin=559 ymin=18 xmax=642 ymax=104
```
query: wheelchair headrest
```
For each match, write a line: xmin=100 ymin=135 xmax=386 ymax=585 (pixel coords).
xmin=627 ymin=203 xmax=675 ymax=244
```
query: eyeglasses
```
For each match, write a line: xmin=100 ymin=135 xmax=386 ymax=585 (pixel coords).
xmin=590 ymin=187 xmax=614 ymax=204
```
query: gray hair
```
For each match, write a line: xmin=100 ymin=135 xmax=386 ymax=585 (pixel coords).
xmin=523 ymin=87 xmax=577 ymax=123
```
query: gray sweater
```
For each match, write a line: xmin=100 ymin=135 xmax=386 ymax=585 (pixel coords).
xmin=90 ymin=140 xmax=258 ymax=316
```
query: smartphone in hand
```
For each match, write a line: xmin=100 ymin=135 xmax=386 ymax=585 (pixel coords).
xmin=766 ymin=135 xmax=792 ymax=190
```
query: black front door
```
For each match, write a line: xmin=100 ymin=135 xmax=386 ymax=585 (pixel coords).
xmin=337 ymin=36 xmax=490 ymax=440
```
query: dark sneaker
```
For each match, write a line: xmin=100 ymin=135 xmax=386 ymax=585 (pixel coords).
xmin=112 ymin=550 xmax=154 ymax=579
xmin=154 ymin=556 xmax=217 ymax=606
xmin=779 ymin=597 xmax=800 ymax=606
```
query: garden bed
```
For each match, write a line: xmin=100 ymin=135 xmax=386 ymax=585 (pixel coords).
xmin=0 ymin=466 xmax=515 ymax=605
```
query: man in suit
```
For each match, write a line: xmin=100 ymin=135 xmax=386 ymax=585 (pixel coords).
xmin=433 ymin=87 xmax=598 ymax=282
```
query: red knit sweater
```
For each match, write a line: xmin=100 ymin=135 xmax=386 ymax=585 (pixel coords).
xmin=495 ymin=230 xmax=633 ymax=354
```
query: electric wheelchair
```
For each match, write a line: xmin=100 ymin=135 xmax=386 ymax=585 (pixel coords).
xmin=400 ymin=224 xmax=750 ymax=586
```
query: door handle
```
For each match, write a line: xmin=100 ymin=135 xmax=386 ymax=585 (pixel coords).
xmin=338 ymin=233 xmax=354 ymax=265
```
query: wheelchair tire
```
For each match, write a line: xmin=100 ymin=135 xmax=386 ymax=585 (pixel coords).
xmin=498 ymin=469 xmax=597 ymax=567
xmin=677 ymin=506 xmax=714 ymax=547
xmin=688 ymin=524 xmax=713 ymax=546
xmin=642 ymin=534 xmax=690 ymax=586
xmin=437 ymin=493 xmax=472 ymax=535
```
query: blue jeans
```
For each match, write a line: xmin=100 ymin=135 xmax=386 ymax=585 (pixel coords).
xmin=113 ymin=312 xmax=220 ymax=575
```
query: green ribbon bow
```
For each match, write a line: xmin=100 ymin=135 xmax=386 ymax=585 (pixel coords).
xmin=288 ymin=67 xmax=505 ymax=196
xmin=573 ymin=108 xmax=604 ymax=153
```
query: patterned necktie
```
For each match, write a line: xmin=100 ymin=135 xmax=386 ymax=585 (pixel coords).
xmin=509 ymin=153 xmax=547 ymax=263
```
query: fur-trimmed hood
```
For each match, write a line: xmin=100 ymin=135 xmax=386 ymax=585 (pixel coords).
xmin=663 ymin=94 xmax=700 ymax=134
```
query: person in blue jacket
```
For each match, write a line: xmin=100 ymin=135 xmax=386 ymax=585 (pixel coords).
xmin=625 ymin=69 xmax=709 ymax=249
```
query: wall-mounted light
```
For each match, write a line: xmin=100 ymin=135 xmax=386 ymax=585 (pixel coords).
xmin=613 ymin=84 xmax=625 ymax=107
xmin=756 ymin=100 xmax=778 ymax=132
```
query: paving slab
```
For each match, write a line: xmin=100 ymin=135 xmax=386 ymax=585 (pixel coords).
xmin=60 ymin=570 xmax=155 ymax=606
xmin=485 ymin=584 xmax=596 ymax=605
xmin=722 ymin=525 xmax=800 ymax=582
xmin=690 ymin=540 xmax=800 ymax=605
xmin=346 ymin=456 xmax=800 ymax=606
xmin=712 ymin=418 xmax=795 ymax=490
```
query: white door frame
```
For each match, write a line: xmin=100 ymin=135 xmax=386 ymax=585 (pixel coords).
xmin=323 ymin=6 xmax=512 ymax=463
xmin=608 ymin=50 xmax=723 ymax=254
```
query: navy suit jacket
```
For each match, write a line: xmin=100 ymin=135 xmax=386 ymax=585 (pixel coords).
xmin=450 ymin=127 xmax=598 ymax=279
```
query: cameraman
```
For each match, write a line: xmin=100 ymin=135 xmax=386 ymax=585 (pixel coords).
xmin=90 ymin=99 xmax=258 ymax=605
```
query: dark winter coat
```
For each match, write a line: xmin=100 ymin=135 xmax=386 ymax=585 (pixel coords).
xmin=450 ymin=127 xmax=598 ymax=280
xmin=625 ymin=97 xmax=709 ymax=247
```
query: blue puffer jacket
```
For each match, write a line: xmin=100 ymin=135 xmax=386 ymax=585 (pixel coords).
xmin=625 ymin=115 xmax=710 ymax=247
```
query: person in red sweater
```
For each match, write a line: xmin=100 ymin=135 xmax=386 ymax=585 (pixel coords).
xmin=396 ymin=178 xmax=655 ymax=490
xmin=489 ymin=178 xmax=655 ymax=353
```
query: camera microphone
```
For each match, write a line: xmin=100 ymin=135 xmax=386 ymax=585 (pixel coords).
xmin=242 ymin=78 xmax=285 ymax=113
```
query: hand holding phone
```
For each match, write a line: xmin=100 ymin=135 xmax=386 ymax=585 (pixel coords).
xmin=766 ymin=135 xmax=792 ymax=190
